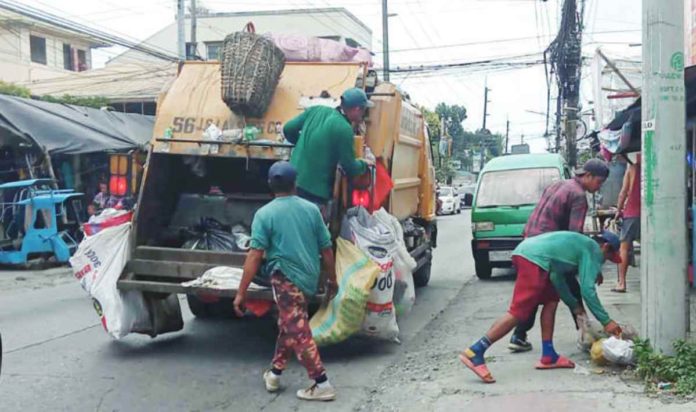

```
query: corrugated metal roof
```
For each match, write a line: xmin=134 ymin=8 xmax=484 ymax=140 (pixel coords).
xmin=24 ymin=62 xmax=177 ymax=102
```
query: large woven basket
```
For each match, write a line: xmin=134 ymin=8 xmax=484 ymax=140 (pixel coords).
xmin=220 ymin=31 xmax=286 ymax=118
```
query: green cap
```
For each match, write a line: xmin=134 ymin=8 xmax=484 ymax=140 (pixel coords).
xmin=341 ymin=87 xmax=374 ymax=109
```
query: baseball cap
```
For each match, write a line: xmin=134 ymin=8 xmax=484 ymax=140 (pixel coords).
xmin=575 ymin=159 xmax=610 ymax=178
xmin=598 ymin=230 xmax=622 ymax=264
xmin=268 ymin=161 xmax=297 ymax=185
xmin=341 ymin=87 xmax=374 ymax=109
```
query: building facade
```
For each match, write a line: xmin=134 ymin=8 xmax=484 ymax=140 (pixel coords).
xmin=110 ymin=7 xmax=372 ymax=65
xmin=0 ymin=7 xmax=108 ymax=83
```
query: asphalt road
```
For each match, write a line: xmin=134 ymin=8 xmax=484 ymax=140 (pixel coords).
xmin=0 ymin=211 xmax=476 ymax=411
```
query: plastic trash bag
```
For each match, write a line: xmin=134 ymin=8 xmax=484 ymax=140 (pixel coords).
xmin=231 ymin=224 xmax=252 ymax=251
xmin=310 ymin=238 xmax=379 ymax=346
xmin=591 ymin=339 xmax=608 ymax=366
xmin=602 ymin=336 xmax=635 ymax=365
xmin=577 ymin=314 xmax=606 ymax=352
xmin=182 ymin=218 xmax=236 ymax=251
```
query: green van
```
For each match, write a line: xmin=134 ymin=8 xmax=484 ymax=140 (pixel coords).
xmin=471 ymin=153 xmax=570 ymax=279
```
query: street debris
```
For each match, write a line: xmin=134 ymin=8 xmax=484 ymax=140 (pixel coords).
xmin=181 ymin=266 xmax=268 ymax=291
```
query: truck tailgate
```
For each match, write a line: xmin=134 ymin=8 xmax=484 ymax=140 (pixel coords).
xmin=117 ymin=246 xmax=274 ymax=300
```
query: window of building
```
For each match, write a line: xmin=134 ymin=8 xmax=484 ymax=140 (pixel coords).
xmin=63 ymin=43 xmax=74 ymax=71
xmin=206 ymin=42 xmax=222 ymax=60
xmin=186 ymin=42 xmax=199 ymax=60
xmin=77 ymin=49 xmax=87 ymax=71
xmin=30 ymin=35 xmax=47 ymax=65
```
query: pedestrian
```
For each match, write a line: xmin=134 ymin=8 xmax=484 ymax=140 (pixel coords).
xmin=508 ymin=158 xmax=610 ymax=352
xmin=282 ymin=87 xmax=375 ymax=220
xmin=459 ymin=231 xmax=623 ymax=384
xmin=613 ymin=153 xmax=641 ymax=293
xmin=233 ymin=161 xmax=339 ymax=402
xmin=92 ymin=181 xmax=111 ymax=210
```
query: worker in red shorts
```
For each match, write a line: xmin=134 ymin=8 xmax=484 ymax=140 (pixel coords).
xmin=459 ymin=230 xmax=623 ymax=383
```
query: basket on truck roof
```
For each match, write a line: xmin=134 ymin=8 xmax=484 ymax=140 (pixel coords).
xmin=117 ymin=61 xmax=437 ymax=332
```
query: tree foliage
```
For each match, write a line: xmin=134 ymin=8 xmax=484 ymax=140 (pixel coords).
xmin=0 ymin=80 xmax=110 ymax=109
xmin=0 ymin=81 xmax=31 ymax=98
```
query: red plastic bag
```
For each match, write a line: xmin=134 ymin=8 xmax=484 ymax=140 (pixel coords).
xmin=351 ymin=162 xmax=394 ymax=213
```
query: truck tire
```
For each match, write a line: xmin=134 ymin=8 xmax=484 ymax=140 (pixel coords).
xmin=186 ymin=294 xmax=238 ymax=319
xmin=474 ymin=251 xmax=492 ymax=280
xmin=413 ymin=260 xmax=432 ymax=287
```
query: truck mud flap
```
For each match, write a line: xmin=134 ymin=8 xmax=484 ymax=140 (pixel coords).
xmin=139 ymin=294 xmax=184 ymax=337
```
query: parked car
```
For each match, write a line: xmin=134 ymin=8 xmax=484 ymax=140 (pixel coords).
xmin=470 ymin=153 xmax=570 ymax=279
xmin=438 ymin=186 xmax=461 ymax=215
xmin=458 ymin=184 xmax=476 ymax=206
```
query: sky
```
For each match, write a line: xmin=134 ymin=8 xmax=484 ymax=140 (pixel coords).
xmin=19 ymin=0 xmax=642 ymax=152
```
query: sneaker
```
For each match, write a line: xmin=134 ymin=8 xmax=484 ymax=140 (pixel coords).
xmin=263 ymin=370 xmax=280 ymax=392
xmin=508 ymin=335 xmax=533 ymax=352
xmin=296 ymin=383 xmax=336 ymax=401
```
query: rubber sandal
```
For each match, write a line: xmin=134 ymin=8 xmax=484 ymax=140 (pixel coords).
xmin=610 ymin=288 xmax=627 ymax=293
xmin=459 ymin=353 xmax=496 ymax=383
xmin=535 ymin=355 xmax=575 ymax=370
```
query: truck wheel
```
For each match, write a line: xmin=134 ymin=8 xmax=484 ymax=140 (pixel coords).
xmin=474 ymin=252 xmax=492 ymax=280
xmin=413 ymin=260 xmax=432 ymax=287
xmin=186 ymin=294 xmax=238 ymax=319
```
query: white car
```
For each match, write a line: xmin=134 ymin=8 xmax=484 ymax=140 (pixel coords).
xmin=437 ymin=186 xmax=461 ymax=215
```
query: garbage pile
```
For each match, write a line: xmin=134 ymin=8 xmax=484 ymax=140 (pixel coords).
xmin=310 ymin=207 xmax=417 ymax=346
xmin=577 ymin=314 xmax=639 ymax=366
xmin=181 ymin=218 xmax=251 ymax=253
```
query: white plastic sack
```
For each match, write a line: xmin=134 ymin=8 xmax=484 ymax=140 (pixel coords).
xmin=264 ymin=33 xmax=372 ymax=65
xmin=374 ymin=208 xmax=416 ymax=316
xmin=182 ymin=266 xmax=268 ymax=291
xmin=70 ymin=223 xmax=150 ymax=339
xmin=602 ymin=336 xmax=635 ymax=365
xmin=345 ymin=208 xmax=400 ymax=341
xmin=359 ymin=243 xmax=399 ymax=342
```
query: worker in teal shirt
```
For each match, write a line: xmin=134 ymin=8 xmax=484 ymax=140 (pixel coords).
xmin=459 ymin=231 xmax=623 ymax=384
xmin=234 ymin=161 xmax=339 ymax=402
xmin=283 ymin=88 xmax=374 ymax=218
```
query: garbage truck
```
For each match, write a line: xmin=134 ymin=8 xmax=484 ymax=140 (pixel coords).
xmin=117 ymin=61 xmax=437 ymax=333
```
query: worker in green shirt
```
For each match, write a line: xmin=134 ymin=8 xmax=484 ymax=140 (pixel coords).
xmin=234 ymin=161 xmax=339 ymax=401
xmin=283 ymin=87 xmax=374 ymax=219
xmin=459 ymin=231 xmax=623 ymax=384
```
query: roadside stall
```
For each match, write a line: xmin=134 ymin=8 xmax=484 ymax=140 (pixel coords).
xmin=0 ymin=94 xmax=152 ymax=207
xmin=0 ymin=95 xmax=153 ymax=264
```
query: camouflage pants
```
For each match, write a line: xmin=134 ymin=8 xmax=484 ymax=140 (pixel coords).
xmin=271 ymin=272 xmax=325 ymax=379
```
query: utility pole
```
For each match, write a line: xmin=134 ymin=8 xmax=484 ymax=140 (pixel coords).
xmin=505 ymin=118 xmax=510 ymax=154
xmin=641 ymin=0 xmax=687 ymax=355
xmin=176 ymin=0 xmax=185 ymax=61
xmin=563 ymin=0 xmax=584 ymax=168
xmin=481 ymin=81 xmax=490 ymax=169
xmin=555 ymin=95 xmax=562 ymax=153
xmin=189 ymin=0 xmax=197 ymax=59
xmin=382 ymin=0 xmax=390 ymax=81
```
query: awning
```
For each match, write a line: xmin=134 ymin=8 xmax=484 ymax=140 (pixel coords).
xmin=0 ymin=94 xmax=154 ymax=155
xmin=601 ymin=66 xmax=696 ymax=155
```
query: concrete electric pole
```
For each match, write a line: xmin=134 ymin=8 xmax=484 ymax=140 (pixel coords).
xmin=480 ymin=82 xmax=490 ymax=169
xmin=505 ymin=118 xmax=510 ymax=154
xmin=189 ymin=0 xmax=197 ymax=59
xmin=176 ymin=0 xmax=185 ymax=61
xmin=641 ymin=0 xmax=688 ymax=354
xmin=563 ymin=0 xmax=584 ymax=168
xmin=382 ymin=0 xmax=390 ymax=81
